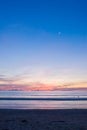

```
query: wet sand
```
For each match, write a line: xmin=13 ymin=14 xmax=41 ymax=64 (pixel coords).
xmin=0 ymin=109 xmax=87 ymax=130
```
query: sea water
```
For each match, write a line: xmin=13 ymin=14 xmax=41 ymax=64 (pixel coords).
xmin=0 ymin=91 xmax=87 ymax=109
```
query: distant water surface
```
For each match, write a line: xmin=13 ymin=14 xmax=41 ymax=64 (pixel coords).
xmin=0 ymin=91 xmax=87 ymax=109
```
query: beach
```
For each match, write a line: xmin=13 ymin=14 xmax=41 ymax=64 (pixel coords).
xmin=0 ymin=109 xmax=87 ymax=130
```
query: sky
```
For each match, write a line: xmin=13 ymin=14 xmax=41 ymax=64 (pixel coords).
xmin=0 ymin=0 xmax=87 ymax=91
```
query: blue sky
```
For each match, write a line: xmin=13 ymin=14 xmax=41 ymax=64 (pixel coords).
xmin=0 ymin=0 xmax=87 ymax=90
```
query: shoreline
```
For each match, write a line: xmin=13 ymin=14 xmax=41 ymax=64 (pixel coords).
xmin=0 ymin=109 xmax=87 ymax=130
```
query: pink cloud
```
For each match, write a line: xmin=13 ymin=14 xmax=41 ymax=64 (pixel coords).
xmin=0 ymin=81 xmax=87 ymax=91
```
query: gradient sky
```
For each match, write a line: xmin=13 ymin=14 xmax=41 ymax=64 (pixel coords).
xmin=0 ymin=0 xmax=87 ymax=91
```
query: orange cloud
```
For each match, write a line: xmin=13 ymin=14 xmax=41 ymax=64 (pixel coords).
xmin=0 ymin=81 xmax=87 ymax=91
xmin=0 ymin=74 xmax=87 ymax=91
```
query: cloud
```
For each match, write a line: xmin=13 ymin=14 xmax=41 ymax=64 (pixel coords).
xmin=0 ymin=74 xmax=6 ymax=77
xmin=0 ymin=81 xmax=87 ymax=91
xmin=54 ymin=82 xmax=87 ymax=91
xmin=0 ymin=83 xmax=55 ymax=91
xmin=63 ymin=82 xmax=87 ymax=88
xmin=0 ymin=84 xmax=26 ymax=91
xmin=0 ymin=74 xmax=23 ymax=84
xmin=0 ymin=74 xmax=87 ymax=91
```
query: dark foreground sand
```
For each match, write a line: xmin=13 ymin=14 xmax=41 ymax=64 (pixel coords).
xmin=0 ymin=109 xmax=87 ymax=130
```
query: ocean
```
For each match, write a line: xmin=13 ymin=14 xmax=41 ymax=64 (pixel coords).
xmin=0 ymin=91 xmax=87 ymax=109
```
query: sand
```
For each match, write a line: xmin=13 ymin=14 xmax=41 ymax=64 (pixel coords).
xmin=0 ymin=109 xmax=87 ymax=130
